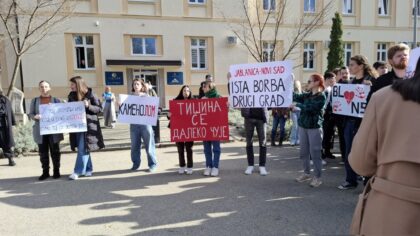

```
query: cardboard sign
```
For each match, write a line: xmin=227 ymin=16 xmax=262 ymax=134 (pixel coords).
xmin=118 ymin=94 xmax=160 ymax=126
xmin=406 ymin=47 xmax=420 ymax=78
xmin=331 ymin=84 xmax=371 ymax=118
xmin=228 ymin=61 xmax=294 ymax=108
xmin=170 ymin=98 xmax=229 ymax=142
xmin=40 ymin=102 xmax=87 ymax=135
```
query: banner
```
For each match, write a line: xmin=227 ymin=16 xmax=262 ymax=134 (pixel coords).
xmin=118 ymin=94 xmax=159 ymax=126
xmin=170 ymin=98 xmax=229 ymax=142
xmin=40 ymin=102 xmax=87 ymax=135
xmin=228 ymin=60 xmax=294 ymax=108
xmin=331 ymin=84 xmax=371 ymax=118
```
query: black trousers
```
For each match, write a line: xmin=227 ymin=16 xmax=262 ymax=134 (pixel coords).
xmin=176 ymin=142 xmax=194 ymax=168
xmin=0 ymin=129 xmax=14 ymax=159
xmin=335 ymin=116 xmax=346 ymax=160
xmin=322 ymin=112 xmax=336 ymax=153
xmin=38 ymin=135 xmax=61 ymax=171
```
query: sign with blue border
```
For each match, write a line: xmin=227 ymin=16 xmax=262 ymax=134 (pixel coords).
xmin=167 ymin=72 xmax=183 ymax=85
xmin=105 ymin=72 xmax=124 ymax=85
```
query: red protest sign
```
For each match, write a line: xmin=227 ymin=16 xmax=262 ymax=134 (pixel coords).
xmin=169 ymin=97 xmax=229 ymax=142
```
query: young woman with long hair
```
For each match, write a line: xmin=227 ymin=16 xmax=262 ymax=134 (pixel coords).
xmin=68 ymin=76 xmax=104 ymax=180
xmin=168 ymin=85 xmax=195 ymax=175
xmin=338 ymin=55 xmax=378 ymax=190
xmin=129 ymin=79 xmax=157 ymax=172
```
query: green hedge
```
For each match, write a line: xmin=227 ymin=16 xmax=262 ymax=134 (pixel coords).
xmin=13 ymin=120 xmax=38 ymax=156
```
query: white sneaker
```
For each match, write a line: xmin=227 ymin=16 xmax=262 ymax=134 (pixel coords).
xmin=210 ymin=168 xmax=219 ymax=177
xmin=178 ymin=167 xmax=186 ymax=174
xmin=186 ymin=168 xmax=193 ymax=175
xmin=259 ymin=166 xmax=268 ymax=176
xmin=244 ymin=166 xmax=254 ymax=175
xmin=310 ymin=177 xmax=323 ymax=187
xmin=295 ymin=173 xmax=312 ymax=183
xmin=203 ymin=167 xmax=211 ymax=176
xmin=69 ymin=173 xmax=79 ymax=180
xmin=85 ymin=172 xmax=93 ymax=177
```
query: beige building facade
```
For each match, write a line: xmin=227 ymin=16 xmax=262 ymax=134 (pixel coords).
xmin=0 ymin=0 xmax=418 ymax=109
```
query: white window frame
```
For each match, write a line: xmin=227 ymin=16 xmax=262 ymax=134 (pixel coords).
xmin=378 ymin=0 xmax=389 ymax=16
xmin=303 ymin=42 xmax=315 ymax=70
xmin=262 ymin=41 xmax=276 ymax=62
xmin=304 ymin=0 xmax=316 ymax=13
xmin=376 ymin=43 xmax=388 ymax=62
xmin=73 ymin=35 xmax=95 ymax=70
xmin=189 ymin=0 xmax=206 ymax=5
xmin=342 ymin=0 xmax=354 ymax=15
xmin=343 ymin=42 xmax=353 ymax=66
xmin=131 ymin=37 xmax=157 ymax=56
xmin=191 ymin=38 xmax=207 ymax=70
xmin=263 ymin=0 xmax=276 ymax=11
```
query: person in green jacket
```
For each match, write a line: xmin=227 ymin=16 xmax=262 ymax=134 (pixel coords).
xmin=292 ymin=73 xmax=326 ymax=188
xmin=202 ymin=81 xmax=222 ymax=177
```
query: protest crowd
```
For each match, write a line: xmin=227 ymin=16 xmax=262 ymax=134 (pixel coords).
xmin=1 ymin=43 xmax=420 ymax=235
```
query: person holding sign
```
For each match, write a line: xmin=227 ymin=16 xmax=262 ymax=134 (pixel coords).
xmin=168 ymin=85 xmax=195 ymax=175
xmin=29 ymin=81 xmax=64 ymax=180
xmin=202 ymin=81 xmax=222 ymax=177
xmin=292 ymin=74 xmax=326 ymax=188
xmin=338 ymin=55 xmax=377 ymax=190
xmin=68 ymin=76 xmax=104 ymax=180
xmin=129 ymin=79 xmax=157 ymax=172
xmin=348 ymin=67 xmax=420 ymax=235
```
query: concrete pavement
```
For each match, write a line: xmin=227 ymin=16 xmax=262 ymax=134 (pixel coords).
xmin=0 ymin=141 xmax=360 ymax=236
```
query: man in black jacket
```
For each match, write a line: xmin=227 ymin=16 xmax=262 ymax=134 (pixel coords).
xmin=0 ymin=93 xmax=16 ymax=166
xmin=367 ymin=43 xmax=409 ymax=102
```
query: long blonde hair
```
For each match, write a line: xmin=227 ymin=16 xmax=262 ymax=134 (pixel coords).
xmin=70 ymin=76 xmax=88 ymax=101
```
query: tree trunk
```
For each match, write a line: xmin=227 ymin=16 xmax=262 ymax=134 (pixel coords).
xmin=7 ymin=55 xmax=21 ymax=96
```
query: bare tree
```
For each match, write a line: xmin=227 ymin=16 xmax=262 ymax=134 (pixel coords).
xmin=222 ymin=0 xmax=334 ymax=63
xmin=0 ymin=0 xmax=76 ymax=96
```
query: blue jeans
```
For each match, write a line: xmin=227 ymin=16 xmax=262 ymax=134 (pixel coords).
xmin=271 ymin=114 xmax=287 ymax=143
xmin=130 ymin=124 xmax=157 ymax=169
xmin=289 ymin=111 xmax=300 ymax=144
xmin=74 ymin=132 xmax=92 ymax=175
xmin=203 ymin=141 xmax=221 ymax=168
xmin=343 ymin=119 xmax=359 ymax=185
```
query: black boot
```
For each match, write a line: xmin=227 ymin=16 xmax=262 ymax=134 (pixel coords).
xmin=8 ymin=158 xmax=16 ymax=166
xmin=53 ymin=169 xmax=61 ymax=179
xmin=39 ymin=171 xmax=50 ymax=181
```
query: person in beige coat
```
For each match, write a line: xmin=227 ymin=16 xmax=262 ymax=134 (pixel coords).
xmin=349 ymin=76 xmax=420 ymax=235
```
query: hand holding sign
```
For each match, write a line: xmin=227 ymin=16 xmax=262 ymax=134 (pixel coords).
xmin=332 ymin=84 xmax=370 ymax=118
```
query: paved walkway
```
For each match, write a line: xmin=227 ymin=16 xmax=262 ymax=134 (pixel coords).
xmin=0 ymin=141 xmax=359 ymax=235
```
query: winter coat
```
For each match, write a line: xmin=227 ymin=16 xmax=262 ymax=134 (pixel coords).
xmin=68 ymin=88 xmax=104 ymax=152
xmin=293 ymin=92 xmax=326 ymax=129
xmin=0 ymin=95 xmax=16 ymax=149
xmin=349 ymin=87 xmax=420 ymax=235
xmin=28 ymin=96 xmax=64 ymax=144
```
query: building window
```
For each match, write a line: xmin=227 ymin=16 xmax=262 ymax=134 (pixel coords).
xmin=191 ymin=38 xmax=207 ymax=70
xmin=132 ymin=37 xmax=157 ymax=55
xmin=303 ymin=42 xmax=315 ymax=70
xmin=377 ymin=43 xmax=388 ymax=61
xmin=414 ymin=0 xmax=420 ymax=16
xmin=263 ymin=0 xmax=276 ymax=11
xmin=262 ymin=42 xmax=275 ymax=62
xmin=378 ymin=0 xmax=389 ymax=16
xmin=343 ymin=43 xmax=352 ymax=66
xmin=304 ymin=0 xmax=316 ymax=13
xmin=342 ymin=0 xmax=353 ymax=14
xmin=74 ymin=35 xmax=95 ymax=69
xmin=189 ymin=0 xmax=205 ymax=4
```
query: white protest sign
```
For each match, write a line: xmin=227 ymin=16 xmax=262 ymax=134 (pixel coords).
xmin=40 ymin=102 xmax=87 ymax=135
xmin=228 ymin=60 xmax=294 ymax=108
xmin=118 ymin=94 xmax=159 ymax=126
xmin=406 ymin=47 xmax=420 ymax=78
xmin=331 ymin=84 xmax=371 ymax=118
